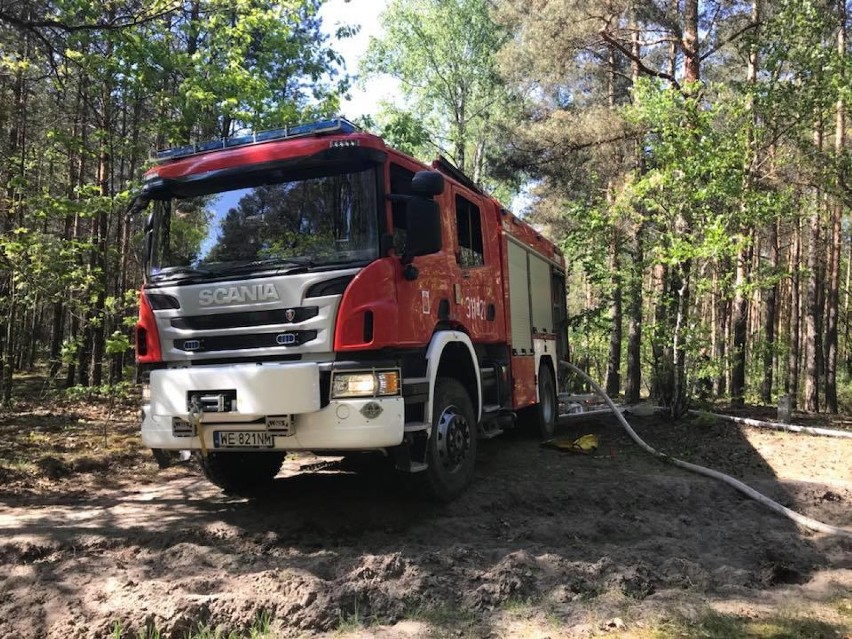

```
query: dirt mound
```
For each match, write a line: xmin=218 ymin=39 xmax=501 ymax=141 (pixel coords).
xmin=1 ymin=414 xmax=850 ymax=637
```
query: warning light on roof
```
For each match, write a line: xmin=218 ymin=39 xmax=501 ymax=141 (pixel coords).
xmin=155 ymin=117 xmax=357 ymax=161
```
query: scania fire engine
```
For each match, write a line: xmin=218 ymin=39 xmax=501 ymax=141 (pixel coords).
xmin=135 ymin=118 xmax=568 ymax=500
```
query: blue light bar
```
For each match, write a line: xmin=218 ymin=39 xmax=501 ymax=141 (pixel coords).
xmin=155 ymin=117 xmax=357 ymax=161
xmin=254 ymin=128 xmax=288 ymax=143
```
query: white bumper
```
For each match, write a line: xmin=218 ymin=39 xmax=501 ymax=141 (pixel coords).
xmin=141 ymin=363 xmax=404 ymax=451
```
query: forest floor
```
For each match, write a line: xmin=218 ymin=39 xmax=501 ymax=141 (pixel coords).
xmin=0 ymin=380 xmax=851 ymax=639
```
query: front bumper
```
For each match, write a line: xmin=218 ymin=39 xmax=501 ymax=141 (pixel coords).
xmin=141 ymin=362 xmax=404 ymax=451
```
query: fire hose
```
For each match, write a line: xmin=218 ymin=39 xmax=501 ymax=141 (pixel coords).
xmin=561 ymin=361 xmax=852 ymax=539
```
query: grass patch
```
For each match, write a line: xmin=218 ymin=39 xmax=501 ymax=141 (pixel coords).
xmin=110 ymin=612 xmax=272 ymax=639
xmin=834 ymin=595 xmax=852 ymax=618
xmin=404 ymin=602 xmax=479 ymax=638
xmin=335 ymin=599 xmax=375 ymax=634
xmin=412 ymin=602 xmax=477 ymax=627
xmin=500 ymin=596 xmax=539 ymax=614
xmin=603 ymin=609 xmax=848 ymax=638
xmin=0 ymin=394 xmax=152 ymax=489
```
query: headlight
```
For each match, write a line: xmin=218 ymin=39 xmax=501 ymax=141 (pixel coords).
xmin=331 ymin=370 xmax=400 ymax=399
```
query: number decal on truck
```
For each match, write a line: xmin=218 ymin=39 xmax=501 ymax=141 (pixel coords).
xmin=463 ymin=296 xmax=487 ymax=320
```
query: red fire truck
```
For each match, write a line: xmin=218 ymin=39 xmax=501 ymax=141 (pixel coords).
xmin=135 ymin=118 xmax=568 ymax=500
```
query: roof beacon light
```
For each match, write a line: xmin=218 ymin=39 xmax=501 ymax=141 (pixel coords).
xmin=155 ymin=117 xmax=357 ymax=161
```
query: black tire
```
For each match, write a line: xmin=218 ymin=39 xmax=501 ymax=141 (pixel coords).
xmin=198 ymin=451 xmax=284 ymax=494
xmin=151 ymin=448 xmax=177 ymax=469
xmin=416 ymin=377 xmax=478 ymax=502
xmin=530 ymin=364 xmax=557 ymax=440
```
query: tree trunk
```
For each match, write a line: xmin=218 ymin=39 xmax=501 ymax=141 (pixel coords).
xmin=606 ymin=239 xmax=622 ymax=396
xmin=671 ymin=261 xmax=691 ymax=417
xmin=787 ymin=216 xmax=801 ymax=406
xmin=825 ymin=198 xmax=842 ymax=412
xmin=48 ymin=303 xmax=65 ymax=379
xmin=624 ymin=230 xmax=643 ymax=404
xmin=761 ymin=221 xmax=779 ymax=403
xmin=623 ymin=15 xmax=643 ymax=405
xmin=0 ymin=30 xmax=29 ymax=402
xmin=845 ymin=233 xmax=852 ymax=377
xmin=825 ymin=0 xmax=846 ymax=413
xmin=713 ymin=261 xmax=729 ymax=397
xmin=651 ymin=264 xmax=673 ymax=406
xmin=682 ymin=0 xmax=700 ymax=83
xmin=731 ymin=242 xmax=751 ymax=407
xmin=804 ymin=194 xmax=822 ymax=412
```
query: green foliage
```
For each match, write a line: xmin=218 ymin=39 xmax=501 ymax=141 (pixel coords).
xmin=0 ymin=0 xmax=352 ymax=398
xmin=623 ymin=81 xmax=753 ymax=264
xmin=106 ymin=331 xmax=132 ymax=356
xmin=362 ymin=0 xmax=519 ymax=189
xmin=65 ymin=381 xmax=137 ymax=402
xmin=359 ymin=107 xmax=436 ymax=162
xmin=149 ymin=0 xmax=349 ymax=141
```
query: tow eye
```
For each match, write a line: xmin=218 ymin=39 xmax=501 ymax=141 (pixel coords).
xmin=188 ymin=395 xmax=207 ymax=458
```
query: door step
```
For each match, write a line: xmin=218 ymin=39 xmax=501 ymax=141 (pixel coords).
xmin=479 ymin=406 xmax=515 ymax=439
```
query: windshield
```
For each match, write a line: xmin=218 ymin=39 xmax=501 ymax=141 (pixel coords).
xmin=147 ymin=166 xmax=380 ymax=282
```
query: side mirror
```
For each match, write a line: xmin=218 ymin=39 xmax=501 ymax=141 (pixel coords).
xmin=141 ymin=208 xmax=155 ymax=274
xmin=144 ymin=228 xmax=153 ymax=274
xmin=411 ymin=170 xmax=444 ymax=197
xmin=403 ymin=197 xmax=442 ymax=263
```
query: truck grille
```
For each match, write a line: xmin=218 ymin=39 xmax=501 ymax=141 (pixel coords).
xmin=174 ymin=330 xmax=318 ymax=353
xmin=171 ymin=306 xmax=318 ymax=330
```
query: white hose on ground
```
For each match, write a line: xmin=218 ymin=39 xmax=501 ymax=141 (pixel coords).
xmin=689 ymin=410 xmax=852 ymax=439
xmin=561 ymin=361 xmax=852 ymax=539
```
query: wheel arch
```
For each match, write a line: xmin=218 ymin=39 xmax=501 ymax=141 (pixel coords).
xmin=425 ymin=331 xmax=481 ymax=423
xmin=533 ymin=337 xmax=557 ymax=402
xmin=537 ymin=354 xmax=556 ymax=399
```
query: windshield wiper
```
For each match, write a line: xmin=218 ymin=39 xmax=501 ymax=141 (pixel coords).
xmin=316 ymin=257 xmax=373 ymax=268
xmin=149 ymin=265 xmax=213 ymax=282
xmin=211 ymin=257 xmax=316 ymax=276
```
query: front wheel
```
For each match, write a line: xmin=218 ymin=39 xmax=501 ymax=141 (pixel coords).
xmin=198 ymin=451 xmax=285 ymax=494
xmin=416 ymin=377 xmax=478 ymax=502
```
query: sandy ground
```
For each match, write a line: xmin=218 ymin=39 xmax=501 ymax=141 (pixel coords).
xmin=0 ymin=407 xmax=851 ymax=638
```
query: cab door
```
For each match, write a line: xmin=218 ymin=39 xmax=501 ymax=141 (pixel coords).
xmin=450 ymin=187 xmax=502 ymax=343
xmin=389 ymin=159 xmax=454 ymax=347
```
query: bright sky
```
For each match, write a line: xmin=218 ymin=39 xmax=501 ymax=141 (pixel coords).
xmin=318 ymin=0 xmax=399 ymax=119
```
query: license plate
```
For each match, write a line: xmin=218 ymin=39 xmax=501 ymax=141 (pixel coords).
xmin=213 ymin=431 xmax=275 ymax=449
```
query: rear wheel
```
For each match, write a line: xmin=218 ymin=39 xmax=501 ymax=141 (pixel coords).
xmin=416 ymin=377 xmax=478 ymax=501
xmin=199 ymin=451 xmax=285 ymax=494
xmin=527 ymin=364 xmax=557 ymax=440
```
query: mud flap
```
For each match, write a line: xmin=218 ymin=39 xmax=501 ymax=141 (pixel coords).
xmin=151 ymin=448 xmax=191 ymax=469
xmin=392 ymin=430 xmax=428 ymax=473
xmin=151 ymin=448 xmax=177 ymax=469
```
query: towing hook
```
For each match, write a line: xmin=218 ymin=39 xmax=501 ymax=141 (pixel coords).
xmin=188 ymin=395 xmax=208 ymax=458
xmin=189 ymin=395 xmax=203 ymax=418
